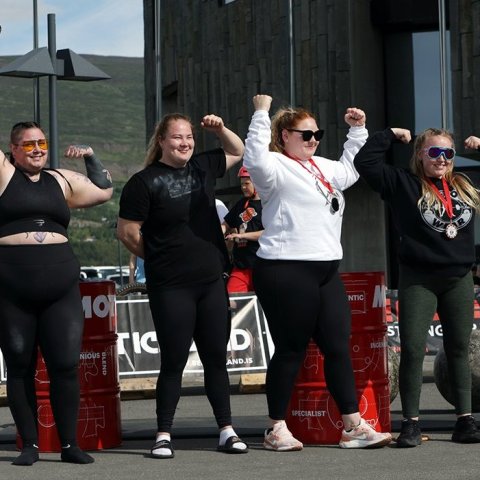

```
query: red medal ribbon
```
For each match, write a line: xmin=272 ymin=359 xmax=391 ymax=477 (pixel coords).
xmin=284 ymin=152 xmax=334 ymax=193
xmin=426 ymin=177 xmax=454 ymax=220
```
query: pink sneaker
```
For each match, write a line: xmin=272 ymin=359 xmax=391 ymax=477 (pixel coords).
xmin=339 ymin=419 xmax=392 ymax=449
xmin=264 ymin=421 xmax=303 ymax=452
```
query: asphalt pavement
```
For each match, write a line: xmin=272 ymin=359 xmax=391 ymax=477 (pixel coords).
xmin=0 ymin=358 xmax=479 ymax=480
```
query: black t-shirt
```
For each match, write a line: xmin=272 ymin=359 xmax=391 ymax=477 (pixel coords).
xmin=118 ymin=149 xmax=230 ymax=287
xmin=224 ymin=198 xmax=263 ymax=269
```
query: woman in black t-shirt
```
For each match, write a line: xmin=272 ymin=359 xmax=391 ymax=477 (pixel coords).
xmin=223 ymin=166 xmax=264 ymax=293
xmin=117 ymin=113 xmax=248 ymax=458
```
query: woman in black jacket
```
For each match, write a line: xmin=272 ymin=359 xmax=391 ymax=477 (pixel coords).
xmin=354 ymin=127 xmax=480 ymax=447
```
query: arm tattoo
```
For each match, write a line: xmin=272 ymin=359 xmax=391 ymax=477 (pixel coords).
xmin=84 ymin=154 xmax=113 ymax=189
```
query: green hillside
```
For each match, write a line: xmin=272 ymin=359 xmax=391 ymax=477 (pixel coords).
xmin=0 ymin=55 xmax=146 ymax=266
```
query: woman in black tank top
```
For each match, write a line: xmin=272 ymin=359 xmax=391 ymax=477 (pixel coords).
xmin=0 ymin=121 xmax=113 ymax=466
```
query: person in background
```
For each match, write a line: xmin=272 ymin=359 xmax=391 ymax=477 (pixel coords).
xmin=0 ymin=122 xmax=113 ymax=466
xmin=215 ymin=198 xmax=229 ymax=223
xmin=128 ymin=253 xmax=146 ymax=284
xmin=116 ymin=113 xmax=248 ymax=459
xmin=354 ymin=127 xmax=480 ymax=447
xmin=223 ymin=166 xmax=263 ymax=293
xmin=243 ymin=95 xmax=392 ymax=451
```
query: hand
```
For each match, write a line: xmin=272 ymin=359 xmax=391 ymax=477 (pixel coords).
xmin=390 ymin=128 xmax=412 ymax=144
xmin=225 ymin=232 xmax=242 ymax=241
xmin=64 ymin=144 xmax=94 ymax=158
xmin=464 ymin=136 xmax=480 ymax=150
xmin=253 ymin=94 xmax=272 ymax=112
xmin=345 ymin=107 xmax=366 ymax=127
xmin=200 ymin=114 xmax=225 ymax=133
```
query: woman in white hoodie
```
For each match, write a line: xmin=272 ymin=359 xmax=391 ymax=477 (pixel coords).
xmin=243 ymin=94 xmax=392 ymax=451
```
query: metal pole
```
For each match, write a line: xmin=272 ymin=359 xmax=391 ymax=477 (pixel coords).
xmin=154 ymin=0 xmax=162 ymax=122
xmin=47 ymin=14 xmax=58 ymax=169
xmin=288 ymin=0 xmax=295 ymax=106
xmin=438 ymin=0 xmax=448 ymax=129
xmin=33 ymin=0 xmax=41 ymax=123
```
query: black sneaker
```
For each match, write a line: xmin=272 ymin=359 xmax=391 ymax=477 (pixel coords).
xmin=396 ymin=419 xmax=422 ymax=448
xmin=452 ymin=415 xmax=480 ymax=443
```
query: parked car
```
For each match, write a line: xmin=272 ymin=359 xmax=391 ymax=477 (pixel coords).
xmin=80 ymin=265 xmax=129 ymax=283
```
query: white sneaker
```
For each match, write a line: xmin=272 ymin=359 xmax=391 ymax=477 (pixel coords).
xmin=339 ymin=419 xmax=392 ymax=449
xmin=263 ymin=421 xmax=303 ymax=452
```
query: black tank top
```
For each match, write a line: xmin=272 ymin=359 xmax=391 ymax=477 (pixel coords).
xmin=0 ymin=168 xmax=70 ymax=238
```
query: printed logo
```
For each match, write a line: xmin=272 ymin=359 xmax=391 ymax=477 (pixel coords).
xmin=419 ymin=188 xmax=472 ymax=233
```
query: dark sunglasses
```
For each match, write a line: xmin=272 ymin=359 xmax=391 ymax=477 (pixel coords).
xmin=423 ymin=146 xmax=455 ymax=161
xmin=287 ymin=129 xmax=325 ymax=142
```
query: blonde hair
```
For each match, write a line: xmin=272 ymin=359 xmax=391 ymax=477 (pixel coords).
xmin=144 ymin=113 xmax=194 ymax=167
xmin=410 ymin=128 xmax=480 ymax=212
xmin=270 ymin=107 xmax=316 ymax=153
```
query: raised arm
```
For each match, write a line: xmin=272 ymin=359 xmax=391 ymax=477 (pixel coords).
xmin=242 ymin=95 xmax=277 ymax=196
xmin=201 ymin=114 xmax=244 ymax=170
xmin=0 ymin=149 xmax=15 ymax=194
xmin=58 ymin=145 xmax=113 ymax=208
xmin=464 ymin=136 xmax=480 ymax=150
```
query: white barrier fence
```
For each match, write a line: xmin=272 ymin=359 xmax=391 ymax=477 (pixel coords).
xmin=2 ymin=288 xmax=480 ymax=384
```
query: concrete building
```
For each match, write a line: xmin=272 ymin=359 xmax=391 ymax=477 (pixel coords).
xmin=142 ymin=0 xmax=480 ymax=286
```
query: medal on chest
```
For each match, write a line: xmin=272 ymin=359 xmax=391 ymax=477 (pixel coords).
xmin=426 ymin=178 xmax=457 ymax=240
xmin=445 ymin=223 xmax=458 ymax=239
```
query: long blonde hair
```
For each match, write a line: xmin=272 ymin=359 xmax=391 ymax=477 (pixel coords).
xmin=144 ymin=113 xmax=194 ymax=167
xmin=270 ymin=107 xmax=316 ymax=153
xmin=410 ymin=128 xmax=480 ymax=212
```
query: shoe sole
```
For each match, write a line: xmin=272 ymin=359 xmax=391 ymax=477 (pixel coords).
xmin=150 ymin=452 xmax=175 ymax=459
xmin=452 ymin=434 xmax=480 ymax=443
xmin=263 ymin=441 xmax=303 ymax=452
xmin=396 ymin=438 xmax=422 ymax=448
xmin=339 ymin=435 xmax=392 ymax=449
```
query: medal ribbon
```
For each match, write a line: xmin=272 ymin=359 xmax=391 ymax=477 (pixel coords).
xmin=426 ymin=177 xmax=454 ymax=220
xmin=284 ymin=152 xmax=334 ymax=194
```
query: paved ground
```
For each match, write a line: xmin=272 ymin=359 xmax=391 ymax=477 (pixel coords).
xmin=0 ymin=359 xmax=479 ymax=480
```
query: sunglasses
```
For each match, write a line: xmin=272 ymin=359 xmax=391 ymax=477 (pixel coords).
xmin=287 ymin=129 xmax=325 ymax=142
xmin=423 ymin=146 xmax=455 ymax=161
xmin=15 ymin=139 xmax=49 ymax=152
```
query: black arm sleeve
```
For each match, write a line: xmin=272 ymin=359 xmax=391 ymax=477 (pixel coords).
xmin=84 ymin=154 xmax=113 ymax=189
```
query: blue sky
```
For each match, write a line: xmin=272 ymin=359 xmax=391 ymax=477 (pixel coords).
xmin=0 ymin=0 xmax=143 ymax=57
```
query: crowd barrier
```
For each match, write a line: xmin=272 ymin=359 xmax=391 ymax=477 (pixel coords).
xmin=2 ymin=283 xmax=480 ymax=385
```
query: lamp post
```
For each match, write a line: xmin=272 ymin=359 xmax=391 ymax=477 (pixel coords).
xmin=438 ymin=0 xmax=448 ymax=130
xmin=33 ymin=0 xmax=40 ymax=123
xmin=0 ymin=13 xmax=110 ymax=168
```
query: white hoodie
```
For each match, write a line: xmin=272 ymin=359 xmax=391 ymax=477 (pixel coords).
xmin=243 ymin=109 xmax=367 ymax=261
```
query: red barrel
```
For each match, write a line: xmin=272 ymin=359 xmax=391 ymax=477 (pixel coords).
xmin=286 ymin=272 xmax=391 ymax=444
xmin=17 ymin=280 xmax=121 ymax=452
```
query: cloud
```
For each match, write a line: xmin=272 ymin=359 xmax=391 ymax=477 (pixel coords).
xmin=0 ymin=0 xmax=143 ymax=57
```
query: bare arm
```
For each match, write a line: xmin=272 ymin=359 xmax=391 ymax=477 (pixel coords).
xmin=58 ymin=145 xmax=113 ymax=208
xmin=0 ymin=149 xmax=15 ymax=195
xmin=201 ymin=114 xmax=244 ymax=170
xmin=116 ymin=217 xmax=144 ymax=258
xmin=128 ymin=253 xmax=137 ymax=283
xmin=225 ymin=230 xmax=264 ymax=242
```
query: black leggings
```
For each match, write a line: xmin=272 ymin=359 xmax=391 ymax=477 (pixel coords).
xmin=0 ymin=244 xmax=84 ymax=446
xmin=398 ymin=266 xmax=474 ymax=416
xmin=254 ymin=258 xmax=358 ymax=420
xmin=147 ymin=277 xmax=232 ymax=432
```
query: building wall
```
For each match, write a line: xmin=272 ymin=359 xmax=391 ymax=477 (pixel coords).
xmin=144 ymin=0 xmax=480 ymax=281
xmin=450 ymin=0 xmax=480 ymax=142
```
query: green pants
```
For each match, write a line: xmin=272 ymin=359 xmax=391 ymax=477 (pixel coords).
xmin=398 ymin=265 xmax=474 ymax=417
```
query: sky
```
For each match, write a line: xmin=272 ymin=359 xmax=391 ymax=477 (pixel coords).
xmin=0 ymin=0 xmax=144 ymax=57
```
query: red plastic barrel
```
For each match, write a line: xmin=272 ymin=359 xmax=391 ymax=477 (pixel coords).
xmin=286 ymin=272 xmax=391 ymax=444
xmin=17 ymin=280 xmax=121 ymax=452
